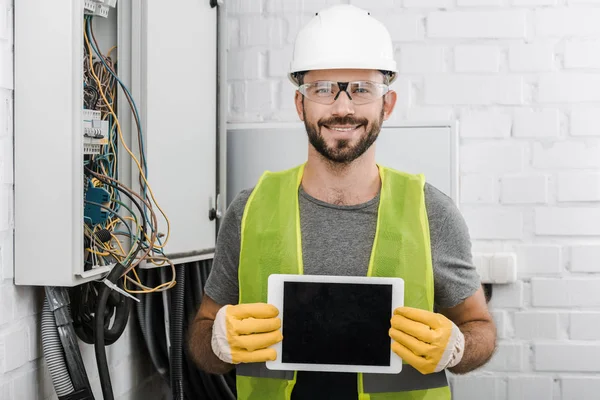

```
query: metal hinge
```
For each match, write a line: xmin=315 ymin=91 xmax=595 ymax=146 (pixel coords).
xmin=208 ymin=194 xmax=223 ymax=221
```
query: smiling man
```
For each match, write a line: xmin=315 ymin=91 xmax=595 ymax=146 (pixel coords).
xmin=189 ymin=4 xmax=496 ymax=400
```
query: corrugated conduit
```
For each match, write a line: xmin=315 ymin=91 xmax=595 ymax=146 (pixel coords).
xmin=41 ymin=298 xmax=75 ymax=397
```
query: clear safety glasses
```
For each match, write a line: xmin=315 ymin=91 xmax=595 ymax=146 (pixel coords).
xmin=298 ymin=80 xmax=390 ymax=105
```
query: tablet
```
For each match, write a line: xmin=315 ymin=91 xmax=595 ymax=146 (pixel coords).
xmin=266 ymin=274 xmax=404 ymax=374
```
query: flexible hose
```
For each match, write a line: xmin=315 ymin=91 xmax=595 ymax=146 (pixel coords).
xmin=95 ymin=263 xmax=127 ymax=400
xmin=41 ymin=298 xmax=75 ymax=397
xmin=170 ymin=264 xmax=185 ymax=400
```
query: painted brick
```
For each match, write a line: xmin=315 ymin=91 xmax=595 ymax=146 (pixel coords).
xmin=460 ymin=175 xmax=497 ymax=204
xmin=562 ymin=377 xmax=600 ymax=400
xmin=571 ymin=245 xmax=600 ymax=273
xmin=265 ymin=0 xmax=344 ymax=13
xmin=458 ymin=0 xmax=503 ymax=5
xmin=513 ymin=0 xmax=557 ymax=4
xmin=535 ymin=207 xmax=600 ymax=236
xmin=514 ymin=311 xmax=560 ymax=339
xmin=405 ymin=107 xmax=453 ymax=121
xmin=501 ymin=175 xmax=548 ymax=204
xmin=484 ymin=342 xmax=526 ymax=372
xmin=399 ymin=45 xmax=446 ymax=73
xmin=558 ymin=172 xmax=600 ymax=202
xmin=228 ymin=49 xmax=262 ymax=80
xmin=240 ymin=16 xmax=285 ymax=47
xmin=508 ymin=376 xmax=554 ymax=400
xmin=489 ymin=282 xmax=524 ymax=308
xmin=13 ymin=368 xmax=46 ymax=400
xmin=451 ymin=375 xmax=507 ymax=399
xmin=536 ymin=343 xmax=600 ymax=372
xmin=379 ymin=14 xmax=424 ymax=42
xmin=461 ymin=142 xmax=525 ymax=173
xmin=539 ymin=73 xmax=600 ymax=103
xmin=428 ymin=10 xmax=527 ymax=39
xmin=244 ymin=81 xmax=275 ymax=115
xmin=268 ymin=45 xmax=293 ymax=78
xmin=2 ymin=328 xmax=28 ymax=372
xmin=404 ymin=0 xmax=454 ymax=7
xmin=0 ymin=284 xmax=13 ymax=326
xmin=532 ymin=278 xmax=600 ymax=307
xmin=491 ymin=310 xmax=509 ymax=339
xmin=454 ymin=45 xmax=501 ymax=73
xmin=515 ymin=244 xmax=562 ymax=277
xmin=513 ymin=109 xmax=559 ymax=138
xmin=509 ymin=43 xmax=555 ymax=72
xmin=349 ymin=0 xmax=395 ymax=9
xmin=570 ymin=312 xmax=600 ymax=340
xmin=425 ymin=76 xmax=524 ymax=105
xmin=571 ymin=108 xmax=600 ymax=137
xmin=462 ymin=209 xmax=524 ymax=240
xmin=460 ymin=110 xmax=511 ymax=138
xmin=536 ymin=8 xmax=600 ymax=37
xmin=532 ymin=141 xmax=600 ymax=169
xmin=228 ymin=0 xmax=262 ymax=14
xmin=565 ymin=39 xmax=600 ymax=69
xmin=228 ymin=18 xmax=240 ymax=49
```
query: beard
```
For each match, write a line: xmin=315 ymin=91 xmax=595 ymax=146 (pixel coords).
xmin=303 ymin=105 xmax=385 ymax=165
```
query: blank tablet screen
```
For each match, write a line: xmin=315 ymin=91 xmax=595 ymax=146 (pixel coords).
xmin=281 ymin=281 xmax=392 ymax=366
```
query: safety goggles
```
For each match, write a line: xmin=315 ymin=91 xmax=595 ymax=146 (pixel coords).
xmin=297 ymin=80 xmax=390 ymax=105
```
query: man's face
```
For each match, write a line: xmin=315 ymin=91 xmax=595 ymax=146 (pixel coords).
xmin=295 ymin=69 xmax=397 ymax=165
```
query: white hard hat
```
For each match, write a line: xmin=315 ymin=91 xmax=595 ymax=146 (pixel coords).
xmin=289 ymin=4 xmax=398 ymax=86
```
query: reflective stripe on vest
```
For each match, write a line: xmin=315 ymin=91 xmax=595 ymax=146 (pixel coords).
xmin=237 ymin=164 xmax=450 ymax=400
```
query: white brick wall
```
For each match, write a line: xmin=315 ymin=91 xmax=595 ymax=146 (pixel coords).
xmin=4 ymin=1 xmax=159 ymax=399
xmin=230 ymin=1 xmax=600 ymax=398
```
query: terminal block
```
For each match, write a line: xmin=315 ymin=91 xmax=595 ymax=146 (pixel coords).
xmin=83 ymin=109 xmax=109 ymax=155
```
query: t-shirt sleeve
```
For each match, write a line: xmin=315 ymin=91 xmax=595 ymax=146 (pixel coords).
xmin=203 ymin=189 xmax=252 ymax=306
xmin=424 ymin=183 xmax=481 ymax=309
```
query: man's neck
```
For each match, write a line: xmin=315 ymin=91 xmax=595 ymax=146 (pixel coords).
xmin=301 ymin=148 xmax=381 ymax=206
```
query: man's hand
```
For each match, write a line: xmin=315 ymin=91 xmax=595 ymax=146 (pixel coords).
xmin=389 ymin=307 xmax=464 ymax=375
xmin=211 ymin=303 xmax=283 ymax=364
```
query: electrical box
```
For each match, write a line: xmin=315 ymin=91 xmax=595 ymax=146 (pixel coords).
xmin=227 ymin=122 xmax=460 ymax=205
xmin=15 ymin=0 xmax=218 ymax=286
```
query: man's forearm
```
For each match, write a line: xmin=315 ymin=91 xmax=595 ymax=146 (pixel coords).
xmin=448 ymin=320 xmax=496 ymax=374
xmin=188 ymin=318 xmax=234 ymax=375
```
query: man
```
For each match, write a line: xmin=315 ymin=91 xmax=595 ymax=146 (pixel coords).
xmin=189 ymin=4 xmax=496 ymax=399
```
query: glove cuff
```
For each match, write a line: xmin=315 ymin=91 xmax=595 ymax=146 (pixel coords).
xmin=211 ymin=305 xmax=235 ymax=364
xmin=445 ymin=323 xmax=465 ymax=369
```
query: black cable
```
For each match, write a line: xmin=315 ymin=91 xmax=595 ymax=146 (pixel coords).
xmin=95 ymin=263 xmax=127 ymax=400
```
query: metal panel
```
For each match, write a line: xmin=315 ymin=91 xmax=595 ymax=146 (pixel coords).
xmin=227 ymin=122 xmax=459 ymax=205
xmin=140 ymin=0 xmax=217 ymax=260
xmin=15 ymin=1 xmax=133 ymax=286
xmin=15 ymin=1 xmax=87 ymax=286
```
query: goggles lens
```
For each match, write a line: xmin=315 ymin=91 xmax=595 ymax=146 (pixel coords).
xmin=298 ymin=81 xmax=390 ymax=105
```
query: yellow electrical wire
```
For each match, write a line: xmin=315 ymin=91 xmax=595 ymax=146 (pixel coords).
xmin=85 ymin=20 xmax=176 ymax=294
xmin=84 ymin=25 xmax=172 ymax=250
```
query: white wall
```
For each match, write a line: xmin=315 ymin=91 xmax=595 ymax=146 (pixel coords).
xmin=228 ymin=0 xmax=600 ymax=399
xmin=1 ymin=1 xmax=164 ymax=399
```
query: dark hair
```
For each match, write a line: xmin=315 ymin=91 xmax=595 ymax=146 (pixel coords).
xmin=292 ymin=71 xmax=307 ymax=85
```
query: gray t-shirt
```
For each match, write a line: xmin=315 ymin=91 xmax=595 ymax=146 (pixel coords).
xmin=205 ymin=183 xmax=480 ymax=309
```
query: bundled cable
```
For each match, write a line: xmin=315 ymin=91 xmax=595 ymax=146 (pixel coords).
xmin=136 ymin=260 xmax=236 ymax=400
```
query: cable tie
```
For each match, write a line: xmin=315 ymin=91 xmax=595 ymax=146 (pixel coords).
xmin=102 ymin=278 xmax=140 ymax=303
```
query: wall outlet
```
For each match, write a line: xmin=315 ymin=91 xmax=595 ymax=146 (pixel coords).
xmin=474 ymin=252 xmax=517 ymax=284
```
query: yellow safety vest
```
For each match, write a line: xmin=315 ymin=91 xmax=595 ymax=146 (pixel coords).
xmin=236 ymin=164 xmax=451 ymax=400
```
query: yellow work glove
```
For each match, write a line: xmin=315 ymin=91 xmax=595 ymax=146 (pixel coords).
xmin=211 ymin=303 xmax=283 ymax=364
xmin=389 ymin=307 xmax=465 ymax=375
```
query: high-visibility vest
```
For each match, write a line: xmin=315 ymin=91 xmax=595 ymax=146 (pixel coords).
xmin=236 ymin=164 xmax=451 ymax=400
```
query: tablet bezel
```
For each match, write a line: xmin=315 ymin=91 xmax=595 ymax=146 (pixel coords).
xmin=266 ymin=274 xmax=404 ymax=374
